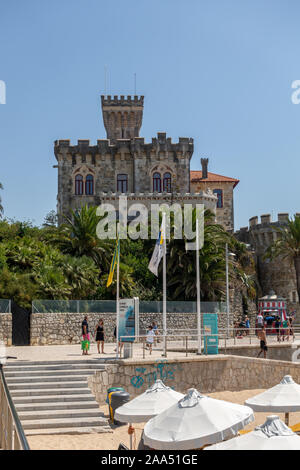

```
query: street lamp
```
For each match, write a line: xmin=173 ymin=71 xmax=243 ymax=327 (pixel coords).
xmin=225 ymin=243 xmax=236 ymax=338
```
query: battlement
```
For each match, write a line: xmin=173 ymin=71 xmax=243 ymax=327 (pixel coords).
xmin=101 ymin=95 xmax=144 ymax=106
xmin=235 ymin=213 xmax=300 ymax=250
xmin=54 ymin=133 xmax=194 ymax=159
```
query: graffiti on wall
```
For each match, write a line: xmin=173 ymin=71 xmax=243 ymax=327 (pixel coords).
xmin=130 ymin=360 xmax=183 ymax=389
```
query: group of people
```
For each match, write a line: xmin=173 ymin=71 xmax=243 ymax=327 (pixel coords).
xmin=81 ymin=316 xmax=105 ymax=355
xmin=81 ymin=316 xmax=160 ymax=356
xmin=256 ymin=312 xmax=294 ymax=342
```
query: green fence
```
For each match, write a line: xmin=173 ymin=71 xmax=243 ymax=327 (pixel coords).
xmin=32 ymin=299 xmax=226 ymax=314
xmin=0 ymin=300 xmax=11 ymax=313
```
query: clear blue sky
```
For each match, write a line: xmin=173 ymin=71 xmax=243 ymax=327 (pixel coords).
xmin=1 ymin=0 xmax=300 ymax=230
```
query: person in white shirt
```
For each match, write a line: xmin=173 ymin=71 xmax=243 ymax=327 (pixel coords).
xmin=256 ymin=312 xmax=264 ymax=335
xmin=146 ymin=325 xmax=155 ymax=355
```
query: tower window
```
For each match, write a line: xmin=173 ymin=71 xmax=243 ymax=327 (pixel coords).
xmin=153 ymin=172 xmax=161 ymax=192
xmin=117 ymin=174 xmax=128 ymax=193
xmin=163 ymin=172 xmax=172 ymax=192
xmin=85 ymin=174 xmax=94 ymax=195
xmin=75 ymin=175 xmax=83 ymax=195
xmin=213 ymin=189 xmax=223 ymax=208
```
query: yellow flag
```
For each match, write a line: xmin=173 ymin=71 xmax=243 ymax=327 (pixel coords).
xmin=106 ymin=235 xmax=120 ymax=287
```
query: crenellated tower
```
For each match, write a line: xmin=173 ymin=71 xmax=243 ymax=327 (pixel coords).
xmin=101 ymin=95 xmax=144 ymax=140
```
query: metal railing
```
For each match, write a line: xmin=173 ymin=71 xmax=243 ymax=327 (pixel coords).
xmin=118 ymin=327 xmax=300 ymax=359
xmin=0 ymin=360 xmax=30 ymax=450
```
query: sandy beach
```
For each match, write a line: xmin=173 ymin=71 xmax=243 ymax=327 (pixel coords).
xmin=27 ymin=388 xmax=300 ymax=450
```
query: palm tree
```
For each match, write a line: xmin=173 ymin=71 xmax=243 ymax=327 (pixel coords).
xmin=167 ymin=210 xmax=231 ymax=301
xmin=265 ymin=215 xmax=300 ymax=304
xmin=52 ymin=205 xmax=112 ymax=272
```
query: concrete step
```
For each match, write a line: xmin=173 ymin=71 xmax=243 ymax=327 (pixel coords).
xmin=5 ymin=360 xmax=106 ymax=367
xmin=19 ymin=408 xmax=104 ymax=421
xmin=6 ymin=375 xmax=91 ymax=384
xmin=13 ymin=394 xmax=96 ymax=404
xmin=25 ymin=426 xmax=112 ymax=436
xmin=16 ymin=401 xmax=100 ymax=412
xmin=4 ymin=369 xmax=99 ymax=378
xmin=4 ymin=364 xmax=105 ymax=372
xmin=22 ymin=416 xmax=108 ymax=430
xmin=8 ymin=381 xmax=88 ymax=390
xmin=10 ymin=387 xmax=92 ymax=397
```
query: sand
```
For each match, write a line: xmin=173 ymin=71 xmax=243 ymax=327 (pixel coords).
xmin=27 ymin=388 xmax=300 ymax=450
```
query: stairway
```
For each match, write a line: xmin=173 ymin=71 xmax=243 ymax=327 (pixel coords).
xmin=4 ymin=360 xmax=111 ymax=436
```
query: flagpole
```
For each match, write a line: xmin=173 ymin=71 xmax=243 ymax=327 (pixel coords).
xmin=196 ymin=218 xmax=202 ymax=355
xmin=116 ymin=223 xmax=120 ymax=359
xmin=162 ymin=213 xmax=167 ymax=357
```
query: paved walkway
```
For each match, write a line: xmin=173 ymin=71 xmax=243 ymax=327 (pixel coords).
xmin=4 ymin=334 xmax=300 ymax=363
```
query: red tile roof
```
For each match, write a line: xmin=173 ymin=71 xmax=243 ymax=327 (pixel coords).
xmin=190 ymin=171 xmax=239 ymax=188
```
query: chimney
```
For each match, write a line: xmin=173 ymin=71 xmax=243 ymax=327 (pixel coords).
xmin=201 ymin=158 xmax=209 ymax=179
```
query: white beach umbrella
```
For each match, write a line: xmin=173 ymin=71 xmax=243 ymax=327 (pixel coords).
xmin=245 ymin=375 xmax=300 ymax=425
xmin=143 ymin=388 xmax=254 ymax=450
xmin=114 ymin=379 xmax=184 ymax=423
xmin=114 ymin=379 xmax=184 ymax=450
xmin=206 ymin=415 xmax=300 ymax=450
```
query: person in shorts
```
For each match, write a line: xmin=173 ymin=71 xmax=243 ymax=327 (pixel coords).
xmin=146 ymin=325 xmax=155 ymax=355
xmin=81 ymin=315 xmax=90 ymax=355
xmin=275 ymin=315 xmax=281 ymax=342
xmin=257 ymin=325 xmax=268 ymax=359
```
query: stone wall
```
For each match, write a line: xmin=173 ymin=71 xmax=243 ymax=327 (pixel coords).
xmin=235 ymin=213 xmax=300 ymax=319
xmin=30 ymin=311 xmax=248 ymax=345
xmin=0 ymin=314 xmax=12 ymax=346
xmin=88 ymin=354 xmax=300 ymax=404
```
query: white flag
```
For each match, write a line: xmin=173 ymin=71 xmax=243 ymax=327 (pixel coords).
xmin=148 ymin=228 xmax=164 ymax=276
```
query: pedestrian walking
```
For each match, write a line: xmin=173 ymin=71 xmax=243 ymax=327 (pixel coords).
xmin=257 ymin=325 xmax=268 ymax=359
xmin=95 ymin=318 xmax=105 ymax=354
xmin=146 ymin=325 xmax=155 ymax=355
xmin=81 ymin=315 xmax=90 ymax=356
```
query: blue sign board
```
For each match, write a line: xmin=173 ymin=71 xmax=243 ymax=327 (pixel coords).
xmin=119 ymin=299 xmax=135 ymax=342
xmin=203 ymin=313 xmax=218 ymax=355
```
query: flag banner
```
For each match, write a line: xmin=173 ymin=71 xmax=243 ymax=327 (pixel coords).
xmin=106 ymin=235 xmax=120 ymax=287
xmin=148 ymin=227 xmax=164 ymax=276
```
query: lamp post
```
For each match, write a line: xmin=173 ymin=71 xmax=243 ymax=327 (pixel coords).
xmin=225 ymin=243 xmax=236 ymax=338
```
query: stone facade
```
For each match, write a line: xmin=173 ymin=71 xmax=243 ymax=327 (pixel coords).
xmin=88 ymin=354 xmax=300 ymax=404
xmin=29 ymin=307 xmax=253 ymax=346
xmin=235 ymin=213 xmax=300 ymax=318
xmin=54 ymin=95 xmax=238 ymax=231
xmin=54 ymin=95 xmax=200 ymax=224
xmin=0 ymin=314 xmax=12 ymax=346
xmin=190 ymin=160 xmax=239 ymax=233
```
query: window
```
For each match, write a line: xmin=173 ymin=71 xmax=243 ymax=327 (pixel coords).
xmin=117 ymin=174 xmax=128 ymax=193
xmin=85 ymin=174 xmax=94 ymax=195
xmin=163 ymin=172 xmax=172 ymax=192
xmin=153 ymin=172 xmax=161 ymax=192
xmin=213 ymin=189 xmax=223 ymax=208
xmin=75 ymin=175 xmax=83 ymax=195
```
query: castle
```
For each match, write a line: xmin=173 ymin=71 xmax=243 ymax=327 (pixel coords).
xmin=236 ymin=213 xmax=300 ymax=315
xmin=54 ymin=95 xmax=239 ymax=230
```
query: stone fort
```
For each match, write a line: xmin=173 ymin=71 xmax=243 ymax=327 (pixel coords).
xmin=235 ymin=213 xmax=300 ymax=316
xmin=54 ymin=95 xmax=239 ymax=231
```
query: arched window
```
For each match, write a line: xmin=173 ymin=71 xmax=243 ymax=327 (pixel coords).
xmin=153 ymin=172 xmax=161 ymax=192
xmin=85 ymin=174 xmax=94 ymax=195
xmin=117 ymin=174 xmax=128 ymax=193
xmin=75 ymin=175 xmax=83 ymax=195
xmin=163 ymin=172 xmax=172 ymax=192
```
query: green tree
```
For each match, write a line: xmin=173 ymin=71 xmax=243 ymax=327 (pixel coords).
xmin=53 ymin=205 xmax=112 ymax=271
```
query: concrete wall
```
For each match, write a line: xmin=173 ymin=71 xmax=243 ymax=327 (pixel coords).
xmin=0 ymin=314 xmax=12 ymax=346
xmin=88 ymin=355 xmax=300 ymax=404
